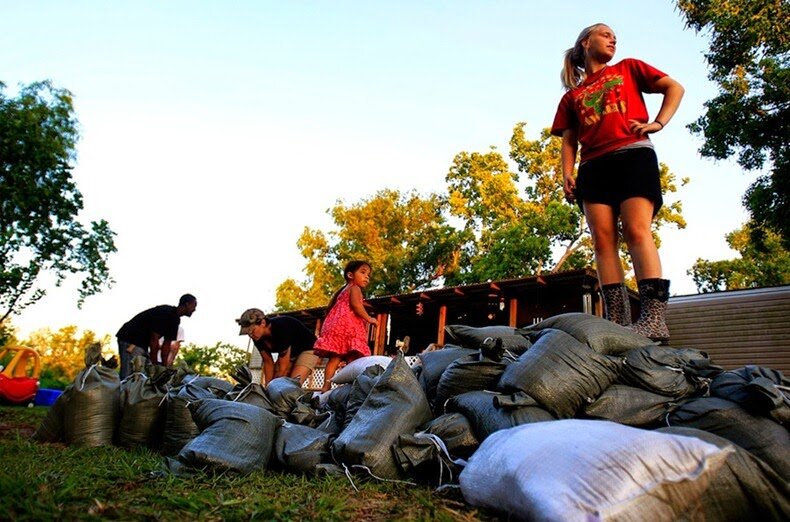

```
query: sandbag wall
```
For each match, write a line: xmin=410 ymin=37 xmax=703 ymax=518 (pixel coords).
xmin=32 ymin=314 xmax=790 ymax=520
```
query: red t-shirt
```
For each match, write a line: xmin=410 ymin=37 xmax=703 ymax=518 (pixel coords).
xmin=551 ymin=58 xmax=667 ymax=162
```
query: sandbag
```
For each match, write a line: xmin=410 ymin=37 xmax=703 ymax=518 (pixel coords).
xmin=668 ymin=397 xmax=790 ymax=480
xmin=226 ymin=366 xmax=275 ymax=410
xmin=519 ymin=312 xmax=652 ymax=355
xmin=31 ymin=385 xmax=71 ymax=443
xmin=710 ymin=365 xmax=790 ymax=425
xmin=619 ymin=345 xmax=712 ymax=398
xmin=392 ymin=414 xmax=476 ymax=486
xmin=433 ymin=353 xmax=508 ymax=414
xmin=417 ymin=346 xmax=477 ymax=403
xmin=658 ymin=427 xmax=790 ymax=521
xmin=342 ymin=365 xmax=384 ymax=430
xmin=63 ymin=346 xmax=121 ymax=446
xmin=265 ymin=377 xmax=309 ymax=417
xmin=177 ymin=398 xmax=280 ymax=474
xmin=161 ymin=377 xmax=217 ymax=456
xmin=330 ymin=355 xmax=393 ymax=384
xmin=583 ymin=384 xmax=679 ymax=427
xmin=274 ymin=422 xmax=332 ymax=475
xmin=460 ymin=419 xmax=732 ymax=521
xmin=187 ymin=376 xmax=233 ymax=396
xmin=444 ymin=325 xmax=531 ymax=354
xmin=446 ymin=390 xmax=554 ymax=442
xmin=331 ymin=354 xmax=432 ymax=480
xmin=497 ymin=328 xmax=620 ymax=418
xmin=117 ymin=357 xmax=168 ymax=449
xmin=288 ymin=398 xmax=332 ymax=428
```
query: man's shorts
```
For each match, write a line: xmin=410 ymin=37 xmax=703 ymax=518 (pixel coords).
xmin=575 ymin=146 xmax=663 ymax=216
xmin=292 ymin=349 xmax=320 ymax=370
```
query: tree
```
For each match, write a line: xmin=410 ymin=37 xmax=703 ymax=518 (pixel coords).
xmin=275 ymin=189 xmax=467 ymax=310
xmin=0 ymin=81 xmax=116 ymax=323
xmin=177 ymin=342 xmax=251 ymax=380
xmin=689 ymin=223 xmax=790 ymax=292
xmin=21 ymin=325 xmax=112 ymax=386
xmin=676 ymin=0 xmax=789 ymax=247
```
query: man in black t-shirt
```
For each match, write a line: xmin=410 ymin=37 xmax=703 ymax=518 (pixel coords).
xmin=117 ymin=293 xmax=197 ymax=378
xmin=235 ymin=308 xmax=319 ymax=385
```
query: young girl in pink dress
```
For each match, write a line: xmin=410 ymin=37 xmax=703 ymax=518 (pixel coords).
xmin=314 ymin=260 xmax=378 ymax=391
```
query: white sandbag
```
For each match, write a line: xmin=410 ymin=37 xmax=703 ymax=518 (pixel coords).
xmin=460 ymin=419 xmax=732 ymax=522
xmin=330 ymin=355 xmax=393 ymax=384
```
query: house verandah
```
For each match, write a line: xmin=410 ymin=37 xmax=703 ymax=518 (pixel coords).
xmin=249 ymin=268 xmax=610 ymax=387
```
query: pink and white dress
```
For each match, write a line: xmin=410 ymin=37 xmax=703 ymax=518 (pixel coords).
xmin=313 ymin=283 xmax=372 ymax=359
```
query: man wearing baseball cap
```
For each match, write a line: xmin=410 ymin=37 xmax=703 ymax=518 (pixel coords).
xmin=236 ymin=308 xmax=319 ymax=385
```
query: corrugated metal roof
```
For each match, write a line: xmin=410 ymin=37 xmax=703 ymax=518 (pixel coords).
xmin=666 ymin=285 xmax=790 ymax=375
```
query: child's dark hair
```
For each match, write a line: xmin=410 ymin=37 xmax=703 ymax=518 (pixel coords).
xmin=325 ymin=260 xmax=371 ymax=315
xmin=343 ymin=260 xmax=370 ymax=280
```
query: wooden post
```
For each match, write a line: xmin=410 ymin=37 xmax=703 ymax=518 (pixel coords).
xmin=373 ymin=313 xmax=388 ymax=355
xmin=313 ymin=318 xmax=322 ymax=336
xmin=436 ymin=305 xmax=447 ymax=345
xmin=509 ymin=297 xmax=518 ymax=327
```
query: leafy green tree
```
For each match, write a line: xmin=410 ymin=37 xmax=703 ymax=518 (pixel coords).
xmin=177 ymin=342 xmax=250 ymax=380
xmin=676 ymin=0 xmax=789 ymax=247
xmin=275 ymin=189 xmax=466 ymax=309
xmin=689 ymin=223 xmax=790 ymax=292
xmin=0 ymin=81 xmax=116 ymax=323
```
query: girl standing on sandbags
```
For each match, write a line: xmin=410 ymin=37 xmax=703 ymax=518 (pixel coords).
xmin=550 ymin=22 xmax=684 ymax=343
xmin=314 ymin=260 xmax=378 ymax=392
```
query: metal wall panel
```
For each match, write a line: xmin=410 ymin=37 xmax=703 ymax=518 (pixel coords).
xmin=666 ymin=286 xmax=790 ymax=375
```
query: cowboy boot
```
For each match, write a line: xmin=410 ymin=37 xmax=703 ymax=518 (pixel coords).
xmin=630 ymin=278 xmax=670 ymax=344
xmin=601 ymin=282 xmax=632 ymax=326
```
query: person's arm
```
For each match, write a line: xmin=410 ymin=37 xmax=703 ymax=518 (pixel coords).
xmin=261 ymin=350 xmax=275 ymax=385
xmin=149 ymin=332 xmax=164 ymax=365
xmin=275 ymin=348 xmax=292 ymax=378
xmin=560 ymin=129 xmax=579 ymax=203
xmin=349 ymin=285 xmax=378 ymax=325
xmin=630 ymin=75 xmax=685 ymax=137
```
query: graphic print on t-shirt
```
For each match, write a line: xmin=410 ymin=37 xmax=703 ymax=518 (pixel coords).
xmin=578 ymin=74 xmax=625 ymax=126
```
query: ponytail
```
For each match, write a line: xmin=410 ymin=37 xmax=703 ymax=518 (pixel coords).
xmin=560 ymin=23 xmax=605 ymax=90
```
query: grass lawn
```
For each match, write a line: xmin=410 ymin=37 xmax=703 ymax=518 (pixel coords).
xmin=0 ymin=406 xmax=499 ymax=521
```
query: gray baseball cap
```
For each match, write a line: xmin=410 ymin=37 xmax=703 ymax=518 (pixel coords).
xmin=236 ymin=308 xmax=265 ymax=335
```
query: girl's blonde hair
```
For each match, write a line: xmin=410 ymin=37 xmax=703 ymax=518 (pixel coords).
xmin=561 ymin=23 xmax=606 ymax=90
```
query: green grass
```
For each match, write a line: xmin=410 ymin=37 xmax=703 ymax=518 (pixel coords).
xmin=0 ymin=406 xmax=498 ymax=521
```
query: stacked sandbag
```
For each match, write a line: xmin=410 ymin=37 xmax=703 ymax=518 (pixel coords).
xmin=341 ymin=365 xmax=385 ymax=430
xmin=460 ymin=419 xmax=733 ymax=521
xmin=176 ymin=398 xmax=280 ymax=474
xmin=117 ymin=357 xmax=169 ymax=449
xmin=332 ymin=354 xmax=432 ymax=479
xmin=328 ymin=355 xmax=393 ymax=386
xmin=186 ymin=376 xmax=233 ymax=396
xmin=498 ymin=328 xmax=620 ymax=418
xmin=265 ymin=377 xmax=309 ymax=418
xmin=274 ymin=422 xmax=333 ymax=475
xmin=658 ymin=427 xmax=790 ymax=520
xmin=432 ymin=351 xmax=509 ymax=415
xmin=162 ymin=374 xmax=218 ymax=456
xmin=445 ymin=325 xmax=532 ymax=356
xmin=417 ymin=346 xmax=477 ymax=405
xmin=445 ymin=390 xmax=554 ymax=441
xmin=63 ymin=344 xmax=121 ymax=446
xmin=668 ymin=396 xmax=790 ymax=480
xmin=225 ymin=366 xmax=274 ymax=410
xmin=393 ymin=413 xmax=479 ymax=485
xmin=582 ymin=384 xmax=680 ymax=427
xmin=519 ymin=312 xmax=652 ymax=355
xmin=619 ymin=345 xmax=712 ymax=398
xmin=710 ymin=365 xmax=789 ymax=425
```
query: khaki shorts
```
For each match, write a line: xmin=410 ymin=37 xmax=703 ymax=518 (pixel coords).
xmin=292 ymin=349 xmax=320 ymax=370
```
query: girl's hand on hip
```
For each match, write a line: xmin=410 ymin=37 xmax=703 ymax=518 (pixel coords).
xmin=629 ymin=119 xmax=662 ymax=137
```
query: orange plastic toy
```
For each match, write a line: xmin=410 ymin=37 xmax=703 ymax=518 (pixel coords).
xmin=0 ymin=346 xmax=41 ymax=405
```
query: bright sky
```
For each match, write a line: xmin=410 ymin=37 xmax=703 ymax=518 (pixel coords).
xmin=3 ymin=1 xmax=753 ymax=350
